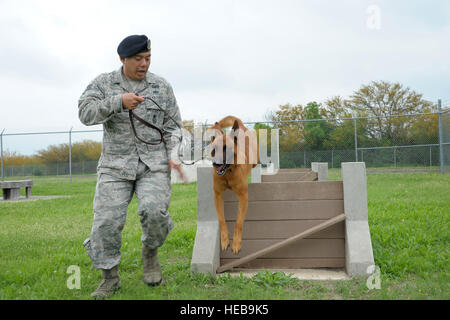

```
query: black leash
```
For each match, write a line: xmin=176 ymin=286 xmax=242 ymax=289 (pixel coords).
xmin=128 ymin=106 xmax=164 ymax=145
xmin=128 ymin=95 xmax=205 ymax=165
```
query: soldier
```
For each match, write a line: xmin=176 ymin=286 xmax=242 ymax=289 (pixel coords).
xmin=78 ymin=34 xmax=184 ymax=299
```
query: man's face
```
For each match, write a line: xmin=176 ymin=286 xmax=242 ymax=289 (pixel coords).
xmin=121 ymin=51 xmax=151 ymax=80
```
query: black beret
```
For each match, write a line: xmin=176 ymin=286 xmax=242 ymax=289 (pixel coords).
xmin=117 ymin=35 xmax=151 ymax=58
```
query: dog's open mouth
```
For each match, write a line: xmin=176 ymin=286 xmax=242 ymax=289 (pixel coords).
xmin=214 ymin=164 xmax=229 ymax=176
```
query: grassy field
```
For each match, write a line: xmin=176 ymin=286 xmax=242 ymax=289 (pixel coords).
xmin=0 ymin=171 xmax=449 ymax=300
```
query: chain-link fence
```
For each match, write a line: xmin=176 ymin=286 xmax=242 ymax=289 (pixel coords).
xmin=440 ymin=101 xmax=450 ymax=173
xmin=0 ymin=128 xmax=103 ymax=181
xmin=1 ymin=103 xmax=449 ymax=181
xmin=1 ymin=160 xmax=99 ymax=177
xmin=248 ymin=112 xmax=442 ymax=171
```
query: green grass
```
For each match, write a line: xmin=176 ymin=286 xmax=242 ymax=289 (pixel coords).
xmin=0 ymin=172 xmax=449 ymax=300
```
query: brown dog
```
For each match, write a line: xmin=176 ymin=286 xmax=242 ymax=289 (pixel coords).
xmin=208 ymin=116 xmax=259 ymax=254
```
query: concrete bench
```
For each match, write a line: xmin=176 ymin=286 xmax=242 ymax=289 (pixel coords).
xmin=0 ymin=180 xmax=33 ymax=200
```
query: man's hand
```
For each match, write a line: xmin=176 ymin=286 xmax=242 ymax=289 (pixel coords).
xmin=169 ymin=160 xmax=188 ymax=183
xmin=122 ymin=93 xmax=145 ymax=110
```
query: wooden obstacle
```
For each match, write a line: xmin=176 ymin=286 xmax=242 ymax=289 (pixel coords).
xmin=261 ymin=168 xmax=318 ymax=182
xmin=190 ymin=162 xmax=375 ymax=278
xmin=219 ymin=179 xmax=345 ymax=271
xmin=251 ymin=162 xmax=328 ymax=184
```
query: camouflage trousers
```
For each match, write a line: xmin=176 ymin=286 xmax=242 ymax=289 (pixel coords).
xmin=83 ymin=160 xmax=173 ymax=270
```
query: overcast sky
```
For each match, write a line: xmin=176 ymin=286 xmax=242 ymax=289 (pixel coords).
xmin=1 ymin=0 xmax=450 ymax=154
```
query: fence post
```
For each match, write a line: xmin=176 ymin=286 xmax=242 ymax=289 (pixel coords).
xmin=429 ymin=146 xmax=432 ymax=170
xmin=354 ymin=118 xmax=358 ymax=161
xmin=331 ymin=149 xmax=334 ymax=168
xmin=394 ymin=147 xmax=397 ymax=168
xmin=69 ymin=127 xmax=73 ymax=183
xmin=303 ymin=150 xmax=306 ymax=168
xmin=438 ymin=99 xmax=444 ymax=174
xmin=1 ymin=129 xmax=4 ymax=181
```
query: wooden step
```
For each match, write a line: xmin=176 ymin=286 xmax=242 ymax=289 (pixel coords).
xmin=225 ymin=220 xmax=345 ymax=240
xmin=219 ymin=258 xmax=346 ymax=269
xmin=262 ymin=171 xmax=318 ymax=182
xmin=224 ymin=200 xmax=344 ymax=221
xmin=223 ymin=181 xmax=343 ymax=202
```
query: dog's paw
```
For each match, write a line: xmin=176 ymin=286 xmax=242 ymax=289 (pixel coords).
xmin=231 ymin=240 xmax=242 ymax=254
xmin=220 ymin=235 xmax=229 ymax=251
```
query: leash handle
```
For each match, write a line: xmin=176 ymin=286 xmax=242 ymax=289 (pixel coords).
xmin=128 ymin=109 xmax=164 ymax=145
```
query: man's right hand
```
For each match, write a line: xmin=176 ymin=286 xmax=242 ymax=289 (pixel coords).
xmin=122 ymin=93 xmax=145 ymax=110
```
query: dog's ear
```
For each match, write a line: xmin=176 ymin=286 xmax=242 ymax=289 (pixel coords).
xmin=232 ymin=120 xmax=239 ymax=131
xmin=232 ymin=120 xmax=240 ymax=142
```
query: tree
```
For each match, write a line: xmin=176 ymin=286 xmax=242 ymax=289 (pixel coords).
xmin=71 ymin=140 xmax=102 ymax=162
xmin=303 ymin=102 xmax=333 ymax=150
xmin=349 ymin=81 xmax=436 ymax=145
xmin=322 ymin=96 xmax=370 ymax=149
xmin=267 ymin=104 xmax=305 ymax=152
xmin=37 ymin=140 xmax=102 ymax=164
xmin=2 ymin=151 xmax=42 ymax=166
xmin=322 ymin=96 xmax=353 ymax=119
xmin=37 ymin=144 xmax=69 ymax=163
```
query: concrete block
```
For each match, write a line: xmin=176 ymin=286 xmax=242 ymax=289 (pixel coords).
xmin=341 ymin=162 xmax=368 ymax=221
xmin=190 ymin=221 xmax=220 ymax=275
xmin=345 ymin=221 xmax=375 ymax=277
xmin=311 ymin=162 xmax=328 ymax=181
xmin=196 ymin=166 xmax=216 ymax=222
xmin=251 ymin=164 xmax=262 ymax=183
xmin=341 ymin=162 xmax=375 ymax=277
xmin=190 ymin=166 xmax=221 ymax=275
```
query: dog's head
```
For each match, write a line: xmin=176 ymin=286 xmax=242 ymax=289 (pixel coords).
xmin=208 ymin=120 xmax=240 ymax=176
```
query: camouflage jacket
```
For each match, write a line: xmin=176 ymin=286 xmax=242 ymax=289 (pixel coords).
xmin=78 ymin=67 xmax=182 ymax=180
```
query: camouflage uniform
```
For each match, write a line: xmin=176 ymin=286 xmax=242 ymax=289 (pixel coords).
xmin=79 ymin=67 xmax=181 ymax=270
